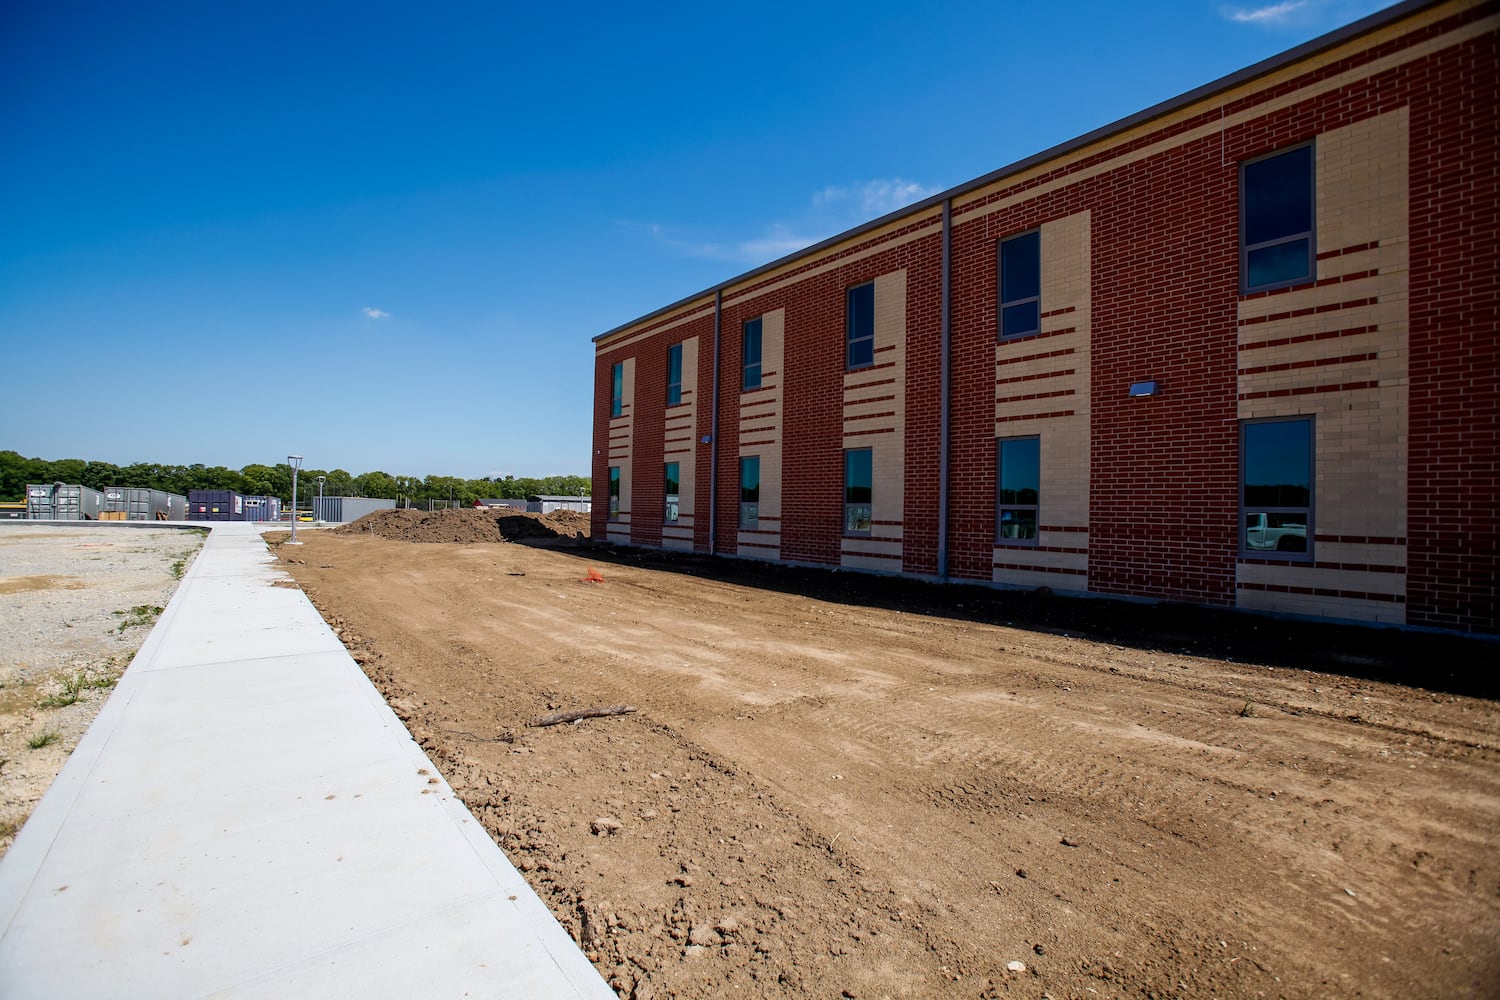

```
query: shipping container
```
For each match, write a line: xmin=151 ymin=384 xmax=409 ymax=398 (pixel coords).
xmin=242 ymin=495 xmax=283 ymax=522
xmin=313 ymin=496 xmax=396 ymax=523
xmin=187 ymin=489 xmax=246 ymax=521
xmin=104 ymin=488 xmax=188 ymax=521
xmin=26 ymin=484 xmax=106 ymax=520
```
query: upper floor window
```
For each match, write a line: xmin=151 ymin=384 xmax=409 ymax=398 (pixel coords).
xmin=996 ymin=436 xmax=1040 ymax=543
xmin=1241 ymin=143 xmax=1315 ymax=293
xmin=664 ymin=462 xmax=679 ymax=523
xmin=1240 ymin=417 xmax=1312 ymax=559
xmin=846 ymin=282 xmax=875 ymax=369
xmin=739 ymin=456 xmax=760 ymax=529
xmin=610 ymin=362 xmax=623 ymax=418
xmin=608 ymin=466 xmax=621 ymax=520
xmin=844 ymin=448 xmax=872 ymax=535
xmin=998 ymin=230 xmax=1041 ymax=339
xmin=743 ymin=318 xmax=763 ymax=390
xmin=666 ymin=344 xmax=683 ymax=406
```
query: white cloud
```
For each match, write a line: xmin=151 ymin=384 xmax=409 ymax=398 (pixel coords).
xmin=815 ymin=178 xmax=942 ymax=217
xmin=362 ymin=307 xmax=391 ymax=319
xmin=634 ymin=176 xmax=943 ymax=267
xmin=1224 ymin=1 xmax=1306 ymax=23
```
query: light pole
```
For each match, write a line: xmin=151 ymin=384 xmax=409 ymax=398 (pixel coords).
xmin=288 ymin=455 xmax=303 ymax=544
xmin=316 ymin=475 xmax=326 ymax=524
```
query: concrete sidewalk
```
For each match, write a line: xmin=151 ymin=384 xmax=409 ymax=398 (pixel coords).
xmin=0 ymin=522 xmax=613 ymax=998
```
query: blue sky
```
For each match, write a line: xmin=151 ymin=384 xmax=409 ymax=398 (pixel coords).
xmin=2 ymin=0 xmax=1391 ymax=479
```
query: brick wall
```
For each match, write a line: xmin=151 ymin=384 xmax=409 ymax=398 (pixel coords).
xmin=592 ymin=1 xmax=1498 ymax=633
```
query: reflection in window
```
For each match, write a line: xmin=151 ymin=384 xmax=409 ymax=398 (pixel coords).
xmin=608 ymin=466 xmax=621 ymax=520
xmin=1241 ymin=144 xmax=1315 ymax=292
xmin=1241 ymin=417 xmax=1312 ymax=556
xmin=743 ymin=318 xmax=763 ymax=390
xmin=739 ymin=456 xmax=760 ymax=529
xmin=666 ymin=344 xmax=683 ymax=406
xmin=999 ymin=230 xmax=1041 ymax=339
xmin=996 ymin=437 xmax=1040 ymax=543
xmin=844 ymin=448 xmax=872 ymax=535
xmin=846 ymin=283 xmax=874 ymax=369
xmin=610 ymin=363 xmax=623 ymax=418
xmin=664 ymin=462 xmax=679 ymax=523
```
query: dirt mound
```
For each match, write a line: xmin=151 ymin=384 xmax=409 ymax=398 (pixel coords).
xmin=336 ymin=508 xmax=589 ymax=544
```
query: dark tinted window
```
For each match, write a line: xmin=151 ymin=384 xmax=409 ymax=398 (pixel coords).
xmin=847 ymin=283 xmax=875 ymax=369
xmin=999 ymin=230 xmax=1041 ymax=339
xmin=1242 ymin=144 xmax=1314 ymax=291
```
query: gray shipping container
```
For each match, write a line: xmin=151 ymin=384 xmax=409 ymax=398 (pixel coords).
xmin=104 ymin=487 xmax=188 ymax=521
xmin=243 ymin=496 xmax=282 ymax=522
xmin=313 ymin=496 xmax=396 ymax=523
xmin=26 ymin=484 xmax=106 ymax=520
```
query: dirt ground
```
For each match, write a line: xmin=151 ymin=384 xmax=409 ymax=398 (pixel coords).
xmin=274 ymin=512 xmax=1500 ymax=1000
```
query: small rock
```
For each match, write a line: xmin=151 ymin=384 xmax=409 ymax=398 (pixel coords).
xmin=716 ymin=916 xmax=741 ymax=936
xmin=683 ymin=944 xmax=709 ymax=959
xmin=1060 ymin=837 xmax=1079 ymax=848
xmin=1015 ymin=868 xmax=1028 ymax=879
xmin=1033 ymin=943 xmax=1046 ymax=956
xmin=590 ymin=816 xmax=623 ymax=836
xmin=688 ymin=923 xmax=718 ymax=947
xmin=1006 ymin=960 xmax=1027 ymax=973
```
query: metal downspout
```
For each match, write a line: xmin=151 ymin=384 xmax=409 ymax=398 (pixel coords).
xmin=709 ymin=290 xmax=721 ymax=555
xmin=938 ymin=199 xmax=952 ymax=580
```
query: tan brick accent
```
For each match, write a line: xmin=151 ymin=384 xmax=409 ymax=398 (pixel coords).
xmin=1236 ymin=109 xmax=1409 ymax=617
xmin=993 ymin=211 xmax=1091 ymax=586
xmin=843 ymin=272 xmax=906 ymax=569
xmin=606 ymin=358 xmax=635 ymax=544
xmin=738 ymin=310 xmax=785 ymax=555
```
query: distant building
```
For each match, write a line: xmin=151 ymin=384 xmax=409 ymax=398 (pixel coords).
xmin=529 ymin=495 xmax=591 ymax=515
xmin=477 ymin=499 xmax=529 ymax=510
xmin=592 ymin=0 xmax=1499 ymax=634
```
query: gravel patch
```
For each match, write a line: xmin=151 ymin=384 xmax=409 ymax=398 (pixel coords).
xmin=0 ymin=524 xmax=205 ymax=854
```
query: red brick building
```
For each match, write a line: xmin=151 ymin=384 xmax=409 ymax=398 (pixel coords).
xmin=593 ymin=0 xmax=1499 ymax=634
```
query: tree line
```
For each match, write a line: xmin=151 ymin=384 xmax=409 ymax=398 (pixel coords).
xmin=0 ymin=450 xmax=589 ymax=508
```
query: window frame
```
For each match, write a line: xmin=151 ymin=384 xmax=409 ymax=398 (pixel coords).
xmin=995 ymin=436 xmax=1041 ymax=545
xmin=663 ymin=461 xmax=679 ymax=523
xmin=1239 ymin=415 xmax=1314 ymax=561
xmin=843 ymin=448 xmax=873 ymax=537
xmin=610 ymin=362 xmax=623 ymax=418
xmin=1239 ymin=142 xmax=1316 ymax=294
xmin=739 ymin=455 xmax=760 ymax=529
xmin=607 ymin=466 xmax=621 ymax=520
xmin=997 ymin=229 xmax=1042 ymax=340
xmin=742 ymin=317 xmax=763 ymax=390
xmin=846 ymin=282 xmax=875 ymax=370
xmin=666 ymin=344 xmax=683 ymax=406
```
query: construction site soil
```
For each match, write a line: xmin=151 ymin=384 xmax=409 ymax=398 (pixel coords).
xmin=273 ymin=510 xmax=1500 ymax=1000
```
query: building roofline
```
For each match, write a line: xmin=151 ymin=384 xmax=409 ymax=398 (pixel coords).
xmin=594 ymin=0 xmax=1441 ymax=346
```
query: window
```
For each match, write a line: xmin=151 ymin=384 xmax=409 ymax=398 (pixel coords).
xmin=1241 ymin=417 xmax=1312 ymax=557
xmin=1241 ymin=143 xmax=1315 ymax=293
xmin=996 ymin=437 xmax=1040 ymax=543
xmin=610 ymin=362 xmax=623 ymax=418
xmin=739 ymin=456 xmax=760 ymax=529
xmin=844 ymin=448 xmax=872 ymax=535
xmin=743 ymin=318 xmax=763 ymax=390
xmin=666 ymin=344 xmax=683 ymax=406
xmin=608 ymin=466 xmax=621 ymax=520
xmin=664 ymin=462 xmax=679 ymax=523
xmin=998 ymin=230 xmax=1041 ymax=339
xmin=846 ymin=282 xmax=874 ymax=369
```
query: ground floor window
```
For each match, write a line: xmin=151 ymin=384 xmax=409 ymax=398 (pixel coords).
xmin=608 ymin=466 xmax=621 ymax=520
xmin=739 ymin=456 xmax=760 ymax=528
xmin=664 ymin=462 xmax=679 ymax=523
xmin=1241 ymin=416 xmax=1312 ymax=557
xmin=844 ymin=448 xmax=872 ymax=535
xmin=996 ymin=436 xmax=1040 ymax=543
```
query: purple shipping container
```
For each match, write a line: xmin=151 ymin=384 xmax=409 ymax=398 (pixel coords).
xmin=187 ymin=489 xmax=245 ymax=521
